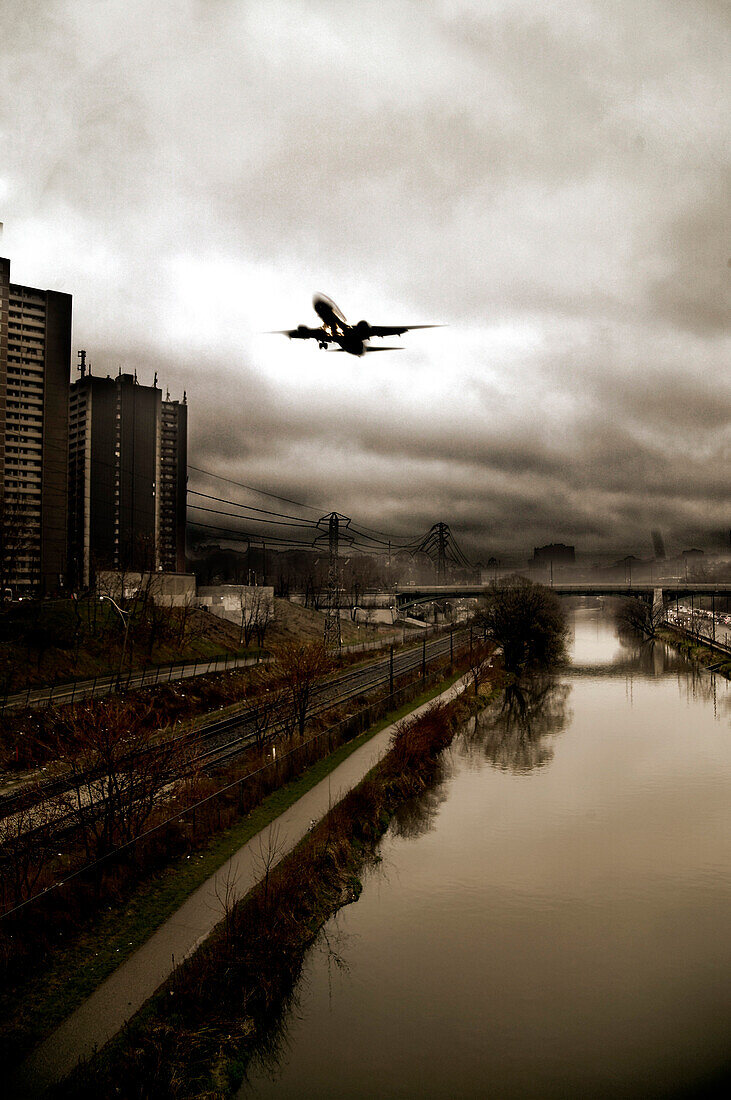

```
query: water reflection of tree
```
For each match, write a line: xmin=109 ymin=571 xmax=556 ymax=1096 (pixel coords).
xmin=465 ymin=676 xmax=572 ymax=774
xmin=245 ymin=910 xmax=357 ymax=1089
xmin=613 ymin=632 xmax=692 ymax=677
xmin=679 ymin=661 xmax=731 ymax=715
xmin=614 ymin=632 xmax=731 ymax=710
xmin=243 ymin=761 xmax=452 ymax=1092
xmin=391 ymin=766 xmax=451 ymax=840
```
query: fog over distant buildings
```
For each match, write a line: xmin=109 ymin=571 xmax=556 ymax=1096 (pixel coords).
xmin=1 ymin=0 xmax=728 ymax=558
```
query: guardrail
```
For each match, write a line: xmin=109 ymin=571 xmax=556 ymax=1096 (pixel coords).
xmin=663 ymin=614 xmax=731 ymax=658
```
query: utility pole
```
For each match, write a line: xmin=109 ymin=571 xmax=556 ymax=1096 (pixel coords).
xmin=712 ymin=592 xmax=716 ymax=644
xmin=316 ymin=512 xmax=351 ymax=650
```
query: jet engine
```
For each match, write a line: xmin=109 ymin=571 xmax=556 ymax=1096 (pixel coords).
xmin=354 ymin=320 xmax=371 ymax=337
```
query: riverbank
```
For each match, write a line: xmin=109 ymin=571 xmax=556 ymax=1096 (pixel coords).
xmin=659 ymin=625 xmax=731 ymax=678
xmin=1 ymin=633 xmax=462 ymax=987
xmin=56 ymin=684 xmax=492 ymax=1098
xmin=228 ymin=606 xmax=731 ymax=1100
xmin=6 ymin=658 xmax=489 ymax=1091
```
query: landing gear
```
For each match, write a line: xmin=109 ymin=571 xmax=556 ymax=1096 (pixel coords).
xmin=318 ymin=341 xmax=328 ymax=349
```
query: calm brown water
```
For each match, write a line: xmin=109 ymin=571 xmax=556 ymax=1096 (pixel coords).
xmin=242 ymin=609 xmax=731 ymax=1099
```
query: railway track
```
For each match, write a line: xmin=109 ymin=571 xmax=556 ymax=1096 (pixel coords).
xmin=0 ymin=630 xmax=470 ymax=826
xmin=195 ymin=629 xmax=469 ymax=768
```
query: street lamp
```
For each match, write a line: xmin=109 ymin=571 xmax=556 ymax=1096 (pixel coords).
xmin=99 ymin=595 xmax=131 ymax=689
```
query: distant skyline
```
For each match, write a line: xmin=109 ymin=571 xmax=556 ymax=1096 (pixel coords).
xmin=1 ymin=0 xmax=729 ymax=557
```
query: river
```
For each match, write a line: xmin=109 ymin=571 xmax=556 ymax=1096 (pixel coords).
xmin=241 ymin=607 xmax=730 ymax=1099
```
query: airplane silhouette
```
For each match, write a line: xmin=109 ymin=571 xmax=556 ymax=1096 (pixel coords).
xmin=270 ymin=293 xmax=441 ymax=356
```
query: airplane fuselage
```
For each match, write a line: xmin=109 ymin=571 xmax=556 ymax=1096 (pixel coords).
xmin=312 ymin=293 xmax=367 ymax=356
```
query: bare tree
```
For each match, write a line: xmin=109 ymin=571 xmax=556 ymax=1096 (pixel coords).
xmin=363 ymin=606 xmax=377 ymax=633
xmin=175 ymin=592 xmax=198 ymax=648
xmin=54 ymin=697 xmax=194 ymax=860
xmin=212 ymin=863 xmax=241 ymax=952
xmin=467 ymin=636 xmax=494 ymax=695
xmin=251 ymin=823 xmax=286 ymax=911
xmin=238 ymin=586 xmax=273 ymax=648
xmin=249 ymin=678 xmax=286 ymax=748
xmin=254 ymin=591 xmax=273 ymax=648
xmin=303 ymin=559 xmax=328 ymax=609
xmin=273 ymin=640 xmax=333 ymax=739
xmin=616 ymin=597 xmax=666 ymax=639
xmin=0 ymin=796 xmax=54 ymax=913
xmin=138 ymin=572 xmax=173 ymax=660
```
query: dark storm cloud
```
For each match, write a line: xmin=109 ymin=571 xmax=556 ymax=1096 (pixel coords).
xmin=1 ymin=0 xmax=728 ymax=555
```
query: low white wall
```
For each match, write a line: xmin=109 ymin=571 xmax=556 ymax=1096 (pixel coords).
xmin=96 ymin=571 xmax=196 ymax=607
xmin=351 ymin=606 xmax=396 ymax=625
xmin=195 ymin=585 xmax=275 ymax=625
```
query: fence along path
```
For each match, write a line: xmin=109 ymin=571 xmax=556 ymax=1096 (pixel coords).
xmin=1 ymin=626 xmax=438 ymax=713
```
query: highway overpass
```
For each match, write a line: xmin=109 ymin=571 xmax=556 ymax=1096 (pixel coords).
xmin=394 ymin=582 xmax=731 ymax=610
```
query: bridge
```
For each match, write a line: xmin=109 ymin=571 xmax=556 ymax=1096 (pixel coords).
xmin=394 ymin=582 xmax=731 ymax=611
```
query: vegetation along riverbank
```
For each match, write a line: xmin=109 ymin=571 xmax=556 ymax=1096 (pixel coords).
xmin=658 ymin=625 xmax=731 ymax=679
xmin=0 ymin=647 xmax=481 ymax=1076
xmin=57 ymin=682 xmax=495 ymax=1099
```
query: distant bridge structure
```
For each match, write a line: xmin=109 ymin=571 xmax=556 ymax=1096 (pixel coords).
xmin=393 ymin=582 xmax=731 ymax=612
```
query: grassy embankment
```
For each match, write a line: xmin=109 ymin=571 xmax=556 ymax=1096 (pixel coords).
xmin=659 ymin=625 xmax=731 ymax=679
xmin=1 ymin=657 xmax=481 ymax=1075
xmin=0 ymin=598 xmax=398 ymax=771
xmin=58 ymin=680 xmax=494 ymax=1098
xmin=0 ymin=596 xmax=377 ymax=694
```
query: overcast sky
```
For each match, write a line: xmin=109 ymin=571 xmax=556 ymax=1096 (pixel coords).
xmin=1 ymin=0 xmax=729 ymax=558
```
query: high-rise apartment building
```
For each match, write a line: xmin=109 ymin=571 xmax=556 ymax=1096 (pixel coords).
xmin=0 ymin=256 xmax=71 ymax=594
xmin=159 ymin=395 xmax=187 ymax=573
xmin=68 ymin=367 xmax=186 ymax=588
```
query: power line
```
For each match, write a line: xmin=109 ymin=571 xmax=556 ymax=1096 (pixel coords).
xmin=189 ymin=520 xmax=318 ymax=549
xmin=347 ymin=524 xmax=420 ymax=549
xmin=187 ymin=488 xmax=316 ymax=524
xmin=187 ymin=469 xmax=426 ymax=550
xmin=187 ymin=465 xmax=321 ymax=514
xmin=188 ymin=504 xmax=316 ymax=530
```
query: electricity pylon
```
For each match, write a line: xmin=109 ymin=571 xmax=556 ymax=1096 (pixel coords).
xmin=315 ymin=512 xmax=352 ymax=649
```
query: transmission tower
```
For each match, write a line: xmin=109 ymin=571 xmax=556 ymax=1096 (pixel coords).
xmin=416 ymin=522 xmax=450 ymax=582
xmin=435 ymin=521 xmax=448 ymax=583
xmin=411 ymin=522 xmax=474 ymax=582
xmin=315 ymin=512 xmax=352 ymax=649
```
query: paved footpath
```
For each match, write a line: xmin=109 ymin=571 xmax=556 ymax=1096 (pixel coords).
xmin=13 ymin=675 xmax=469 ymax=1096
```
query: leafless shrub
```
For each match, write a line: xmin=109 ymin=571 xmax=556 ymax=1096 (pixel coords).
xmin=273 ymin=641 xmax=334 ymax=738
xmin=615 ymin=597 xmax=666 ymax=639
xmin=52 ymin=696 xmax=195 ymax=861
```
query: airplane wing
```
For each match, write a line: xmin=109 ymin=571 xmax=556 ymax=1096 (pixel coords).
xmin=367 ymin=324 xmax=442 ymax=338
xmin=329 ymin=346 xmax=403 ymax=353
xmin=268 ymin=327 xmax=333 ymax=342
